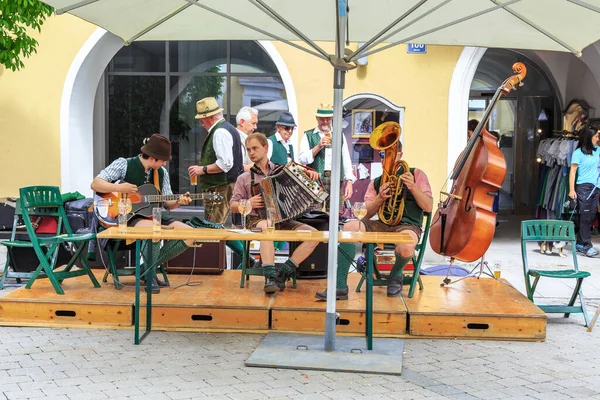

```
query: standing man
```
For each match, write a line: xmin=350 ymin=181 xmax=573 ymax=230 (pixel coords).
xmin=91 ymin=134 xmax=194 ymax=294
xmin=189 ymin=97 xmax=243 ymax=224
xmin=298 ymin=103 xmax=356 ymax=209
xmin=231 ymin=133 xmax=321 ymax=294
xmin=268 ymin=111 xmax=297 ymax=165
xmin=316 ymin=141 xmax=432 ymax=300
xmin=236 ymin=106 xmax=259 ymax=171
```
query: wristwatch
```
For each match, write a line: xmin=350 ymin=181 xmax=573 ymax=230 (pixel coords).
xmin=202 ymin=165 xmax=208 ymax=175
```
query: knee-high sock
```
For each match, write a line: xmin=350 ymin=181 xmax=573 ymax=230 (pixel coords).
xmin=262 ymin=264 xmax=277 ymax=280
xmin=226 ymin=240 xmax=245 ymax=260
xmin=337 ymin=243 xmax=355 ymax=290
xmin=390 ymin=251 xmax=412 ymax=278
xmin=149 ymin=240 xmax=189 ymax=271
xmin=278 ymin=259 xmax=297 ymax=281
xmin=141 ymin=241 xmax=161 ymax=276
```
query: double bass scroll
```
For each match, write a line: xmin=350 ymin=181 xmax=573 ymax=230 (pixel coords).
xmin=429 ymin=62 xmax=527 ymax=263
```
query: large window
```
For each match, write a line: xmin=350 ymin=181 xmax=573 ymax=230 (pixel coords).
xmin=104 ymin=41 xmax=286 ymax=194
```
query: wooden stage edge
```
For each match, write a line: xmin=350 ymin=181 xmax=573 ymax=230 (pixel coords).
xmin=0 ymin=270 xmax=547 ymax=341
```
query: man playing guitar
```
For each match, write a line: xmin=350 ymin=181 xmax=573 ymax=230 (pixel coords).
xmin=91 ymin=134 xmax=194 ymax=293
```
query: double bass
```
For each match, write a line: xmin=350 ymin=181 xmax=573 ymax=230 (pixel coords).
xmin=429 ymin=62 xmax=527 ymax=263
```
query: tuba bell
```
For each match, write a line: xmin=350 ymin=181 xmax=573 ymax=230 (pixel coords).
xmin=369 ymin=121 xmax=409 ymax=226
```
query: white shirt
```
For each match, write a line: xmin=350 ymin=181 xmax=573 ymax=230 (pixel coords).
xmin=298 ymin=127 xmax=356 ymax=182
xmin=236 ymin=128 xmax=251 ymax=165
xmin=208 ymin=119 xmax=234 ymax=172
xmin=267 ymin=131 xmax=294 ymax=162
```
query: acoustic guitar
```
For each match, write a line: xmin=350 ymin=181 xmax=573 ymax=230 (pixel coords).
xmin=94 ymin=183 xmax=222 ymax=227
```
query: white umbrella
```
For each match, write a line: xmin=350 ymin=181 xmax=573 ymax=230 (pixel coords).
xmin=43 ymin=0 xmax=600 ymax=354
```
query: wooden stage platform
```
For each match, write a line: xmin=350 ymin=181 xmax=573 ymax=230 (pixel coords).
xmin=0 ymin=270 xmax=546 ymax=341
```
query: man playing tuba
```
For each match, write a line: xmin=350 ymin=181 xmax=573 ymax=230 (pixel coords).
xmin=316 ymin=123 xmax=433 ymax=299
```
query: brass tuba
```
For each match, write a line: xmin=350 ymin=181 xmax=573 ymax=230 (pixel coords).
xmin=369 ymin=121 xmax=409 ymax=226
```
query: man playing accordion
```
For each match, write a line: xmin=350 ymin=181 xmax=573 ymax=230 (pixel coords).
xmin=230 ymin=133 xmax=322 ymax=294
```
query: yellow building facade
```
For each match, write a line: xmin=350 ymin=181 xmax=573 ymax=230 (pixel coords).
xmin=3 ymin=14 xmax=600 ymax=218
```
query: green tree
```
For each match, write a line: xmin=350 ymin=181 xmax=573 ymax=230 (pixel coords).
xmin=0 ymin=0 xmax=54 ymax=71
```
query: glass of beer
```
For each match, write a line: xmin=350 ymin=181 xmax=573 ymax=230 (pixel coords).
xmin=190 ymin=170 xmax=197 ymax=186
xmin=352 ymin=202 xmax=367 ymax=232
xmin=266 ymin=206 xmax=276 ymax=232
xmin=322 ymin=126 xmax=332 ymax=147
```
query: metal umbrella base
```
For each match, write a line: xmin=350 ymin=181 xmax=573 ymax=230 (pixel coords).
xmin=245 ymin=333 xmax=404 ymax=375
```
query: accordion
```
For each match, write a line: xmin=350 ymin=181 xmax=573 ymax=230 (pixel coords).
xmin=252 ymin=162 xmax=328 ymax=223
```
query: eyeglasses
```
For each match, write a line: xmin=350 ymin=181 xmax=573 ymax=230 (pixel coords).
xmin=282 ymin=126 xmax=293 ymax=132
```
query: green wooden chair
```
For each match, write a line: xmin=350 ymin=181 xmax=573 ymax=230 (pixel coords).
xmin=17 ymin=186 xmax=101 ymax=295
xmin=0 ymin=201 xmax=48 ymax=289
xmin=521 ymin=219 xmax=591 ymax=326
xmin=356 ymin=212 xmax=431 ymax=298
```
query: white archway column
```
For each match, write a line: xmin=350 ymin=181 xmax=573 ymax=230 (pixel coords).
xmin=447 ymin=47 xmax=487 ymax=175
xmin=60 ymin=28 xmax=123 ymax=197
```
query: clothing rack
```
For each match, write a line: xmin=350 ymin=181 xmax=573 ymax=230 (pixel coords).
xmin=534 ymin=136 xmax=578 ymax=220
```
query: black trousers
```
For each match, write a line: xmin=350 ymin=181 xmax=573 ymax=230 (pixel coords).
xmin=575 ymin=183 xmax=599 ymax=246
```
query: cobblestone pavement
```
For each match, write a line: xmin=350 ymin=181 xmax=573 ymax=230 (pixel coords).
xmin=0 ymin=315 xmax=597 ymax=400
xmin=1 ymin=214 xmax=600 ymax=399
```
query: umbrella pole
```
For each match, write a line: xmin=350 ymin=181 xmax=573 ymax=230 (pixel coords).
xmin=324 ymin=69 xmax=344 ymax=352
xmin=324 ymin=0 xmax=348 ymax=352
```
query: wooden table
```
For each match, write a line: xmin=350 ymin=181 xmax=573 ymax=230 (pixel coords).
xmin=97 ymin=227 xmax=412 ymax=347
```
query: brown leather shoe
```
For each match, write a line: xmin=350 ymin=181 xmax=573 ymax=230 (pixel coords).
xmin=315 ymin=287 xmax=349 ymax=301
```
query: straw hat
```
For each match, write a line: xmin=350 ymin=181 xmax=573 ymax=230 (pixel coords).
xmin=195 ymin=97 xmax=224 ymax=119
xmin=315 ymin=103 xmax=334 ymax=117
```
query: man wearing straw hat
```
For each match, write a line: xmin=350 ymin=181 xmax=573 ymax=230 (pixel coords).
xmin=298 ymin=103 xmax=356 ymax=210
xmin=189 ymin=97 xmax=244 ymax=224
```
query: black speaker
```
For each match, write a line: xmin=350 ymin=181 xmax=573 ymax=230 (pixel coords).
xmin=167 ymin=241 xmax=225 ymax=274
xmin=290 ymin=212 xmax=329 ymax=279
xmin=289 ymin=241 xmax=328 ymax=278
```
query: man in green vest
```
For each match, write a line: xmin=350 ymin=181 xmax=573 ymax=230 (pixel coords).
xmin=267 ymin=111 xmax=296 ymax=165
xmin=315 ymin=142 xmax=433 ymax=300
xmin=298 ymin=103 xmax=356 ymax=211
xmin=189 ymin=97 xmax=244 ymax=225
xmin=91 ymin=134 xmax=194 ymax=293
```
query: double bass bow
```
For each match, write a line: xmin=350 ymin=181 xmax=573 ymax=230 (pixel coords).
xmin=429 ymin=62 xmax=527 ymax=263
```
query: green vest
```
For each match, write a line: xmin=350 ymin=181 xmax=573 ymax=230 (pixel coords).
xmin=124 ymin=156 xmax=164 ymax=190
xmin=200 ymin=120 xmax=228 ymax=190
xmin=373 ymin=167 xmax=423 ymax=227
xmin=268 ymin=135 xmax=294 ymax=165
xmin=305 ymin=129 xmax=344 ymax=176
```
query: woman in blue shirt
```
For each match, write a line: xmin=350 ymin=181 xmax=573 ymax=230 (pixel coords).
xmin=569 ymin=127 xmax=600 ymax=257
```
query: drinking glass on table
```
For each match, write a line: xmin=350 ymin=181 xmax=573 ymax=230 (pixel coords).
xmin=352 ymin=201 xmax=367 ymax=232
xmin=117 ymin=197 xmax=132 ymax=233
xmin=152 ymin=207 xmax=162 ymax=233
xmin=238 ymin=199 xmax=253 ymax=231
xmin=266 ymin=206 xmax=276 ymax=232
